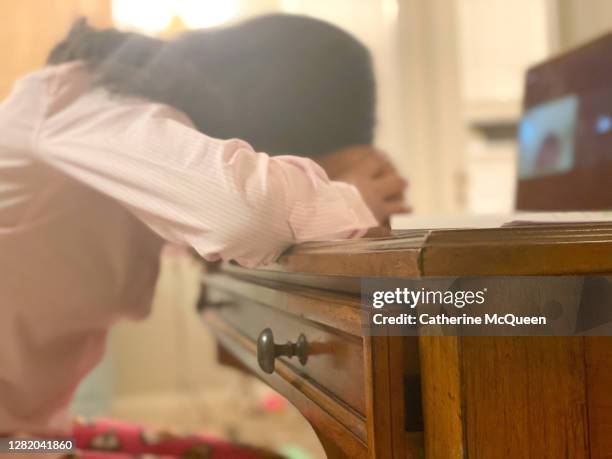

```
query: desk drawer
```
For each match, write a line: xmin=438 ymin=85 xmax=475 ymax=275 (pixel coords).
xmin=205 ymin=309 xmax=368 ymax=458
xmin=210 ymin=292 xmax=366 ymax=417
xmin=202 ymin=274 xmax=368 ymax=444
xmin=201 ymin=273 xmax=426 ymax=458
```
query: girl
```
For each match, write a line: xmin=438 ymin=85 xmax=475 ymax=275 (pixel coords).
xmin=0 ymin=14 xmax=407 ymax=458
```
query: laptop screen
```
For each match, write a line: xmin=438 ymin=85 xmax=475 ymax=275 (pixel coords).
xmin=517 ymin=33 xmax=612 ymax=210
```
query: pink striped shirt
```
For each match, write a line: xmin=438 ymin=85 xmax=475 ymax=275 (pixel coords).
xmin=0 ymin=63 xmax=376 ymax=434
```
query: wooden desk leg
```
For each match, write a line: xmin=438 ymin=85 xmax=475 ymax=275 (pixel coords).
xmin=312 ymin=426 xmax=353 ymax=459
xmin=419 ymin=336 xmax=464 ymax=459
xmin=585 ymin=336 xmax=612 ymax=459
xmin=420 ymin=336 xmax=592 ymax=458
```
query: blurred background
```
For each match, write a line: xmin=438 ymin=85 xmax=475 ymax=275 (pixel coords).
xmin=2 ymin=0 xmax=611 ymax=457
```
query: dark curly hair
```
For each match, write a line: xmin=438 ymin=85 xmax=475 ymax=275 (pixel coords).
xmin=48 ymin=14 xmax=376 ymax=157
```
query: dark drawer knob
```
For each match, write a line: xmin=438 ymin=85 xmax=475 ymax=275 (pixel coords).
xmin=257 ymin=328 xmax=309 ymax=374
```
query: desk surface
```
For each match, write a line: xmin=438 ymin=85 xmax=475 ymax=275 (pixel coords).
xmin=220 ymin=224 xmax=612 ymax=298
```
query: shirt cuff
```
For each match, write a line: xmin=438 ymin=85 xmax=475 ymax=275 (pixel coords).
xmin=289 ymin=181 xmax=378 ymax=241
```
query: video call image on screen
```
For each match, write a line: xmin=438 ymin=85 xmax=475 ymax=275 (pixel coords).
xmin=519 ymin=95 xmax=578 ymax=179
xmin=516 ymin=34 xmax=612 ymax=210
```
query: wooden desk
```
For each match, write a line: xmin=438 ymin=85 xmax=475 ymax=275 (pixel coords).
xmin=200 ymin=224 xmax=612 ymax=458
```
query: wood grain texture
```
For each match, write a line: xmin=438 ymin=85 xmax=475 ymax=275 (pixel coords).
xmin=361 ymin=335 xmax=424 ymax=459
xmin=281 ymin=250 xmax=423 ymax=278
xmin=418 ymin=336 xmax=465 ymax=459
xmin=389 ymin=336 xmax=422 ymax=458
xmin=269 ymin=224 xmax=612 ymax=278
xmin=363 ymin=335 xmax=393 ymax=459
xmin=205 ymin=273 xmax=362 ymax=336
xmin=585 ymin=337 xmax=612 ymax=459
xmin=461 ymin=337 xmax=589 ymax=458
xmin=423 ymin=238 xmax=612 ymax=276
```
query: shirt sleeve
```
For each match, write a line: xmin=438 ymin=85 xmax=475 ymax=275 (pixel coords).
xmin=34 ymin=88 xmax=377 ymax=267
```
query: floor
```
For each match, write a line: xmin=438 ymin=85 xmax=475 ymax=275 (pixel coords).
xmin=109 ymin=377 xmax=326 ymax=458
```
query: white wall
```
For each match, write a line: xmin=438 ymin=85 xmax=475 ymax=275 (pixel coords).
xmin=558 ymin=0 xmax=612 ymax=49
xmin=458 ymin=0 xmax=553 ymax=109
xmin=457 ymin=0 xmax=557 ymax=213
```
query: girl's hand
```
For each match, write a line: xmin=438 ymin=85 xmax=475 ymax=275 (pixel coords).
xmin=317 ymin=145 xmax=410 ymax=224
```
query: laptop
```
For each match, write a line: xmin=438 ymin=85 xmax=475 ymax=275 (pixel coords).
xmin=517 ymin=32 xmax=612 ymax=210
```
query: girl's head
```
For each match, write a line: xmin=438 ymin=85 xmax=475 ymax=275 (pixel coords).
xmin=48 ymin=14 xmax=376 ymax=157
